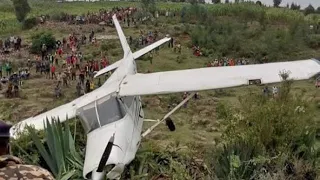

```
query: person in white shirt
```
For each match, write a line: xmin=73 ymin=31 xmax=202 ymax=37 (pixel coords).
xmin=272 ymin=86 xmax=278 ymax=98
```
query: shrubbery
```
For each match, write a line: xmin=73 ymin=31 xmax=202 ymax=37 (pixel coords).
xmin=209 ymin=80 xmax=320 ymax=179
xmin=30 ymin=32 xmax=56 ymax=54
xmin=50 ymin=11 xmax=69 ymax=22
xmin=22 ymin=17 xmax=37 ymax=30
xmin=181 ymin=3 xmax=320 ymax=61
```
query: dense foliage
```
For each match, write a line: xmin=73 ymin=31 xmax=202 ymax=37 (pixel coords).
xmin=30 ymin=32 xmax=56 ymax=54
xmin=210 ymin=80 xmax=320 ymax=179
xmin=11 ymin=0 xmax=31 ymax=23
xmin=180 ymin=3 xmax=320 ymax=61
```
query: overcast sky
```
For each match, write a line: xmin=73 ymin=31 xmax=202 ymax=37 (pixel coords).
xmin=205 ymin=0 xmax=320 ymax=8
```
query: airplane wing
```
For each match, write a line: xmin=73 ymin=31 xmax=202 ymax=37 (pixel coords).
xmin=10 ymin=82 xmax=118 ymax=138
xmin=94 ymin=37 xmax=171 ymax=78
xmin=118 ymin=59 xmax=320 ymax=96
xmin=11 ymin=101 xmax=77 ymax=136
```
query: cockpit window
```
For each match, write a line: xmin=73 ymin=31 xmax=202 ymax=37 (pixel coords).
xmin=77 ymin=94 xmax=127 ymax=133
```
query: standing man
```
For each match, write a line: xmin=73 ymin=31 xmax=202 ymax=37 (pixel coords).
xmin=41 ymin=44 xmax=47 ymax=61
xmin=51 ymin=64 xmax=56 ymax=80
xmin=0 ymin=121 xmax=54 ymax=179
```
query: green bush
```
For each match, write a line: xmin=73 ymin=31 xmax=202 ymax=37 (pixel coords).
xmin=100 ymin=41 xmax=117 ymax=52
xmin=22 ymin=17 xmax=37 ymax=30
xmin=30 ymin=32 xmax=56 ymax=54
xmin=50 ymin=11 xmax=68 ymax=22
xmin=28 ymin=118 xmax=84 ymax=179
xmin=91 ymin=50 xmax=100 ymax=57
xmin=11 ymin=130 xmax=44 ymax=165
xmin=207 ymin=81 xmax=320 ymax=179
xmin=83 ymin=54 xmax=94 ymax=61
xmin=305 ymin=34 xmax=320 ymax=49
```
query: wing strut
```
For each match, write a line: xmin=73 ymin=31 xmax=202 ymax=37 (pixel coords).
xmin=142 ymin=92 xmax=195 ymax=138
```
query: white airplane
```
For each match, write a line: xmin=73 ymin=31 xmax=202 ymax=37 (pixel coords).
xmin=9 ymin=15 xmax=320 ymax=179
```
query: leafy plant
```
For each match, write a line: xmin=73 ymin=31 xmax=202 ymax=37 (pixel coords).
xmin=22 ymin=17 xmax=37 ymax=30
xmin=27 ymin=118 xmax=84 ymax=179
xmin=30 ymin=32 xmax=56 ymax=54
xmin=208 ymin=80 xmax=320 ymax=179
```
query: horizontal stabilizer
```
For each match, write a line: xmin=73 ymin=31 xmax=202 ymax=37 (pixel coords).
xmin=94 ymin=37 xmax=171 ymax=78
xmin=94 ymin=60 xmax=122 ymax=78
xmin=118 ymin=59 xmax=320 ymax=96
xmin=133 ymin=37 xmax=171 ymax=59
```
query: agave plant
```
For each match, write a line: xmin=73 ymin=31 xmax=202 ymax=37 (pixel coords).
xmin=27 ymin=118 xmax=84 ymax=180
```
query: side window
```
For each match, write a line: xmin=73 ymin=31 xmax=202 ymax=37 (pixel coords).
xmin=122 ymin=96 xmax=134 ymax=108
xmin=97 ymin=96 xmax=125 ymax=127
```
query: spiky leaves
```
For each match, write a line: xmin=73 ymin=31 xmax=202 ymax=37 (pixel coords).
xmin=28 ymin=118 xmax=83 ymax=179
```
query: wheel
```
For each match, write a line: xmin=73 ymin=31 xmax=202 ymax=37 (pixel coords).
xmin=165 ymin=117 xmax=176 ymax=131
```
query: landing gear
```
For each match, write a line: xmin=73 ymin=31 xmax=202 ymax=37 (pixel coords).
xmin=165 ymin=117 xmax=175 ymax=131
xmin=142 ymin=92 xmax=195 ymax=137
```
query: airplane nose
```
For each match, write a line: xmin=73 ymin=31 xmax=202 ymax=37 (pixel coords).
xmin=83 ymin=125 xmax=126 ymax=179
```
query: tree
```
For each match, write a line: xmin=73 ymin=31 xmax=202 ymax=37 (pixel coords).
xmin=234 ymin=0 xmax=239 ymax=3
xmin=225 ymin=0 xmax=229 ymax=4
xmin=290 ymin=3 xmax=301 ymax=10
xmin=212 ymin=0 xmax=221 ymax=4
xmin=273 ymin=0 xmax=282 ymax=7
xmin=256 ymin=1 xmax=262 ymax=6
xmin=317 ymin=7 xmax=320 ymax=14
xmin=30 ymin=32 xmax=56 ymax=54
xmin=305 ymin=4 xmax=315 ymax=15
xmin=11 ymin=0 xmax=31 ymax=23
xmin=141 ymin=0 xmax=156 ymax=15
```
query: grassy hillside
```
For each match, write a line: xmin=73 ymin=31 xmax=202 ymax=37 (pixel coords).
xmin=0 ymin=1 xmax=319 ymax=179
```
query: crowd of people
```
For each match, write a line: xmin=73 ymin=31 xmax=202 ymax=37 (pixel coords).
xmin=0 ymin=36 xmax=22 ymax=54
xmin=34 ymin=30 xmax=113 ymax=98
xmin=0 ymin=61 xmax=30 ymax=98
xmin=206 ymin=58 xmax=251 ymax=67
xmin=0 ymin=7 xmax=174 ymax=100
xmin=48 ymin=7 xmax=138 ymax=26
xmin=0 ymin=6 xmax=279 ymax=102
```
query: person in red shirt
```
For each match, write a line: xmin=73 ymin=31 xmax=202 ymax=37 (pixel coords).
xmin=56 ymin=48 xmax=63 ymax=58
xmin=100 ymin=56 xmax=108 ymax=69
xmin=71 ymin=55 xmax=77 ymax=65
xmin=94 ymin=61 xmax=99 ymax=71
xmin=51 ymin=65 xmax=56 ymax=79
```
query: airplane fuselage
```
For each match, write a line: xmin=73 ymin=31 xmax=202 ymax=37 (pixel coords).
xmin=79 ymin=51 xmax=145 ymax=179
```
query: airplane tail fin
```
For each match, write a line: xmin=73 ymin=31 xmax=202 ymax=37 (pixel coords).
xmin=112 ymin=15 xmax=131 ymax=58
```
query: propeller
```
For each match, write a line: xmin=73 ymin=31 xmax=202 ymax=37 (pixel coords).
xmin=96 ymin=133 xmax=116 ymax=172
